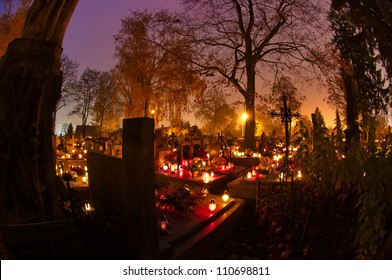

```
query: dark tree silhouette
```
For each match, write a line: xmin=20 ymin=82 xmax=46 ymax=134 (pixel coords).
xmin=0 ymin=0 xmax=78 ymax=224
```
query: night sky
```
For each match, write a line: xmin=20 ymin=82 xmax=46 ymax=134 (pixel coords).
xmin=56 ymin=0 xmax=335 ymax=132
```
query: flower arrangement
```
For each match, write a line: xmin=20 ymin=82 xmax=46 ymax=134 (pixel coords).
xmin=156 ymin=183 xmax=205 ymax=214
xmin=164 ymin=151 xmax=178 ymax=164
xmin=211 ymin=156 xmax=227 ymax=166
xmin=245 ymin=148 xmax=254 ymax=157
xmin=187 ymin=157 xmax=205 ymax=176
xmin=257 ymin=156 xmax=274 ymax=174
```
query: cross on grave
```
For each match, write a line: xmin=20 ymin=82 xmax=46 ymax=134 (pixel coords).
xmin=268 ymin=95 xmax=301 ymax=159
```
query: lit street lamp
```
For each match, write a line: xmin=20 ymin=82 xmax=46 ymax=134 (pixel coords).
xmin=241 ymin=112 xmax=248 ymax=137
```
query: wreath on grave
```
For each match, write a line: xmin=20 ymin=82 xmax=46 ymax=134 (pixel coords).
xmin=156 ymin=183 xmax=205 ymax=214
xmin=163 ymin=151 xmax=178 ymax=164
xmin=211 ymin=156 xmax=226 ymax=166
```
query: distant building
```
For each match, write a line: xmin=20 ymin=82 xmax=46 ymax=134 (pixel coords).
xmin=75 ymin=125 xmax=99 ymax=138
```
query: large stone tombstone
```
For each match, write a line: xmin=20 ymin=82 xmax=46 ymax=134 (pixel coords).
xmin=88 ymin=118 xmax=158 ymax=259
xmin=122 ymin=118 xmax=158 ymax=258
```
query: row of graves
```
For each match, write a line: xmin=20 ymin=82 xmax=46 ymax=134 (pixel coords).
xmin=49 ymin=117 xmax=303 ymax=259
xmin=153 ymin=125 xmax=296 ymax=196
xmin=152 ymin=126 xmax=254 ymax=258
xmin=152 ymin=123 xmax=306 ymax=257
xmin=154 ymin=126 xmax=250 ymax=195
xmin=48 ymin=120 xmax=249 ymax=259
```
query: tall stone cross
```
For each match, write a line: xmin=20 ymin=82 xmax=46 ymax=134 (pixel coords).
xmin=268 ymin=95 xmax=301 ymax=159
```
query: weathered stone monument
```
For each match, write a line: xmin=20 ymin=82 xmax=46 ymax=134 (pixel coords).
xmin=0 ymin=0 xmax=78 ymax=223
xmin=88 ymin=118 xmax=158 ymax=259
xmin=0 ymin=0 xmax=80 ymax=259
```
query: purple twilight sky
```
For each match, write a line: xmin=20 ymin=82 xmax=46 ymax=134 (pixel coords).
xmin=63 ymin=0 xmax=182 ymax=72
xmin=56 ymin=0 xmax=335 ymax=132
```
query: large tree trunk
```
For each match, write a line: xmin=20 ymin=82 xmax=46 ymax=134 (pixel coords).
xmin=244 ymin=94 xmax=256 ymax=150
xmin=244 ymin=67 xmax=256 ymax=150
xmin=0 ymin=0 xmax=78 ymax=224
xmin=342 ymin=70 xmax=360 ymax=150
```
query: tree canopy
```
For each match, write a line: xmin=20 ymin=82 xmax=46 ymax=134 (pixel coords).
xmin=329 ymin=1 xmax=392 ymax=121
xmin=194 ymin=85 xmax=237 ymax=136
xmin=91 ymin=71 xmax=123 ymax=136
xmin=114 ymin=10 xmax=206 ymax=129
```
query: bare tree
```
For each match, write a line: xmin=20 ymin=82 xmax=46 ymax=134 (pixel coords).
xmin=0 ymin=0 xmax=32 ymax=56
xmin=57 ymin=54 xmax=79 ymax=113
xmin=68 ymin=68 xmax=100 ymax=137
xmin=165 ymin=0 xmax=329 ymax=149
xmin=91 ymin=71 xmax=123 ymax=136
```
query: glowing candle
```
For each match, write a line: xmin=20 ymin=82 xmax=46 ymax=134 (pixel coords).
xmin=252 ymin=169 xmax=256 ymax=177
xmin=84 ymin=202 xmax=91 ymax=212
xmin=222 ymin=191 xmax=230 ymax=203
xmin=209 ymin=199 xmax=216 ymax=212
xmin=247 ymin=172 xmax=252 ymax=179
xmin=159 ymin=215 xmax=170 ymax=235
xmin=203 ymin=172 xmax=210 ymax=183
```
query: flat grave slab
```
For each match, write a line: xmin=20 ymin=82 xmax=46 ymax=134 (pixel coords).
xmin=227 ymin=175 xmax=282 ymax=200
xmin=158 ymin=193 xmax=245 ymax=259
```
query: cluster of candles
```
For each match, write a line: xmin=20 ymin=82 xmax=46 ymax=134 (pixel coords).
xmin=82 ymin=166 xmax=88 ymax=183
xmin=208 ymin=190 xmax=230 ymax=212
xmin=232 ymin=150 xmax=263 ymax=158
xmin=202 ymin=171 xmax=215 ymax=183
xmin=162 ymin=160 xmax=234 ymax=180
xmin=246 ymin=167 xmax=259 ymax=180
xmin=160 ymin=190 xmax=231 ymax=234
xmin=83 ymin=201 xmax=94 ymax=214
xmin=162 ymin=162 xmax=179 ymax=173
xmin=219 ymin=161 xmax=234 ymax=171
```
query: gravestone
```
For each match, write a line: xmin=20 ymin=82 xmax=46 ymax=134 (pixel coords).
xmin=122 ymin=118 xmax=158 ymax=258
xmin=88 ymin=118 xmax=158 ymax=259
